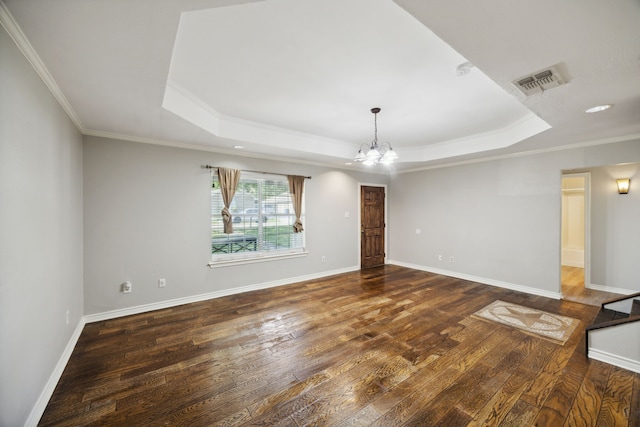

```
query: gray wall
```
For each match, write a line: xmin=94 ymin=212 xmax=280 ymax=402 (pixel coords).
xmin=83 ymin=136 xmax=388 ymax=315
xmin=0 ymin=29 xmax=84 ymax=427
xmin=3 ymin=10 xmax=639 ymax=424
xmin=590 ymin=162 xmax=640 ymax=291
xmin=388 ymin=140 xmax=640 ymax=296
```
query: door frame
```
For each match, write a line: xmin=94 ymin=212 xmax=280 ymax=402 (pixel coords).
xmin=358 ymin=182 xmax=388 ymax=268
xmin=560 ymin=172 xmax=591 ymax=290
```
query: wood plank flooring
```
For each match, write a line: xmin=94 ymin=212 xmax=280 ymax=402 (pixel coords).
xmin=561 ymin=266 xmax=625 ymax=306
xmin=39 ymin=265 xmax=640 ymax=426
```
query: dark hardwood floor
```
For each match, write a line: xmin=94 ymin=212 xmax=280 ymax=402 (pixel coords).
xmin=40 ymin=265 xmax=640 ymax=426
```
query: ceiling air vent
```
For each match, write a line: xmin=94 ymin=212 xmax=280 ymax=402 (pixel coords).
xmin=512 ymin=65 xmax=565 ymax=96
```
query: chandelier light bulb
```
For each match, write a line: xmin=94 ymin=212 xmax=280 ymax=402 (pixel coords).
xmin=367 ymin=146 xmax=380 ymax=159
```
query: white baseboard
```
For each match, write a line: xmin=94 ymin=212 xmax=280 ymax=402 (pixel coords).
xmin=561 ymin=248 xmax=584 ymax=268
xmin=588 ymin=283 xmax=637 ymax=295
xmin=84 ymin=265 xmax=360 ymax=323
xmin=561 ymin=260 xmax=584 ymax=268
xmin=588 ymin=348 xmax=640 ymax=374
xmin=24 ymin=318 xmax=86 ymax=427
xmin=387 ymin=260 xmax=562 ymax=300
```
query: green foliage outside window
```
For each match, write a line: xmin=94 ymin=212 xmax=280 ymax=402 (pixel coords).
xmin=210 ymin=172 xmax=304 ymax=258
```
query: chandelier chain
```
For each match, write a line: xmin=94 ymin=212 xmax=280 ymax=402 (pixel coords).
xmin=373 ymin=111 xmax=378 ymax=145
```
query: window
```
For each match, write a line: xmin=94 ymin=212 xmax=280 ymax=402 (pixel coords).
xmin=210 ymin=172 xmax=305 ymax=264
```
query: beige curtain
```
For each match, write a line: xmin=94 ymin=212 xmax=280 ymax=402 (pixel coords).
xmin=217 ymin=167 xmax=241 ymax=234
xmin=287 ymin=175 xmax=305 ymax=233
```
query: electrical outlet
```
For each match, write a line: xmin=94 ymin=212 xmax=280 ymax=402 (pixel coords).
xmin=65 ymin=309 xmax=70 ymax=325
xmin=158 ymin=278 xmax=166 ymax=288
xmin=438 ymin=254 xmax=443 ymax=261
xmin=121 ymin=281 xmax=132 ymax=293
xmin=450 ymin=256 xmax=455 ymax=263
xmin=322 ymin=256 xmax=326 ymax=263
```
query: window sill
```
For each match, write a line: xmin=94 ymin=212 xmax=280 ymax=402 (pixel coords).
xmin=207 ymin=251 xmax=308 ymax=268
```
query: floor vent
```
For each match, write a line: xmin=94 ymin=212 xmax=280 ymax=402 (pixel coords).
xmin=512 ymin=65 xmax=565 ymax=96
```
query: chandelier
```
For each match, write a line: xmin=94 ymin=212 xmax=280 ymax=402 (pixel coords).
xmin=354 ymin=107 xmax=398 ymax=166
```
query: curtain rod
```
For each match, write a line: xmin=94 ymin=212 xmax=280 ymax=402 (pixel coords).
xmin=203 ymin=165 xmax=311 ymax=179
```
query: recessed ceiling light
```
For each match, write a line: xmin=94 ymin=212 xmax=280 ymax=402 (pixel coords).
xmin=585 ymin=104 xmax=612 ymax=114
xmin=345 ymin=162 xmax=352 ymax=166
xmin=233 ymin=145 xmax=245 ymax=149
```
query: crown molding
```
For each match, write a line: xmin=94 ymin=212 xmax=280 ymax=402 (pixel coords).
xmin=5 ymin=0 xmax=633 ymax=176
xmin=398 ymin=133 xmax=640 ymax=175
xmin=0 ymin=0 xmax=85 ymax=132
xmin=83 ymin=129 xmax=385 ymax=174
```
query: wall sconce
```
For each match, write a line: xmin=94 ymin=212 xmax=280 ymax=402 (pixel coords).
xmin=616 ymin=178 xmax=630 ymax=194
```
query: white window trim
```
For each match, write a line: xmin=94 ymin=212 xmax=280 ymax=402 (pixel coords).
xmin=210 ymin=171 xmax=305 ymax=265
xmin=207 ymin=250 xmax=308 ymax=268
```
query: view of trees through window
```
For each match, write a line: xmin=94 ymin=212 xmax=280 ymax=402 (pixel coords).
xmin=211 ymin=172 xmax=304 ymax=259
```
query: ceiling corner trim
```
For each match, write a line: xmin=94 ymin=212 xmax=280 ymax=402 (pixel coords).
xmin=0 ymin=0 xmax=86 ymax=133
xmin=163 ymin=81 xmax=357 ymax=160
xmin=163 ymin=80 xmax=221 ymax=135
xmin=218 ymin=115 xmax=355 ymax=158
xmin=401 ymin=112 xmax=551 ymax=163
xmin=83 ymin=128 xmax=356 ymax=172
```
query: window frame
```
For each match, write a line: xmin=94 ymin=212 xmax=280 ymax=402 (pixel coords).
xmin=209 ymin=171 xmax=307 ymax=267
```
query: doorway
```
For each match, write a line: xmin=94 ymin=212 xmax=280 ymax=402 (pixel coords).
xmin=360 ymin=185 xmax=386 ymax=269
xmin=561 ymin=173 xmax=590 ymax=297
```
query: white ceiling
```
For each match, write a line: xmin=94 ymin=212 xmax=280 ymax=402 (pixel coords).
xmin=3 ymin=0 xmax=639 ymax=173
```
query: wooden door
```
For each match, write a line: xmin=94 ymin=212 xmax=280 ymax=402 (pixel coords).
xmin=360 ymin=186 xmax=385 ymax=269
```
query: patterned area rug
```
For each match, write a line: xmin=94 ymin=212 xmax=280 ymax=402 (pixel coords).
xmin=472 ymin=300 xmax=580 ymax=344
